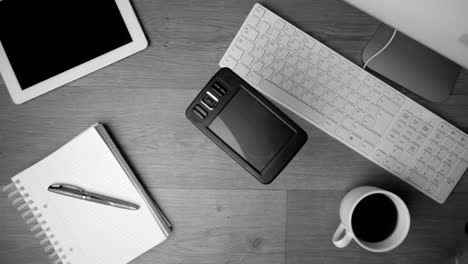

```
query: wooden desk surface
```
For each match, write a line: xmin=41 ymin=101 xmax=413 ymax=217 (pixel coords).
xmin=1 ymin=0 xmax=467 ymax=263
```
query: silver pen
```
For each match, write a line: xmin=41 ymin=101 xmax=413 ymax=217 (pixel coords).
xmin=48 ymin=184 xmax=139 ymax=210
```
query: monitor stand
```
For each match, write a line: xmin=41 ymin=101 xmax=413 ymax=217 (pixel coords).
xmin=362 ymin=24 xmax=461 ymax=102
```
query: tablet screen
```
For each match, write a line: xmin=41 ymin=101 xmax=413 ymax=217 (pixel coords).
xmin=208 ymin=88 xmax=294 ymax=172
xmin=0 ymin=0 xmax=132 ymax=89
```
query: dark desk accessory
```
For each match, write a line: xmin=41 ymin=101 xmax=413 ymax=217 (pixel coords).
xmin=363 ymin=24 xmax=460 ymax=103
xmin=186 ymin=68 xmax=307 ymax=184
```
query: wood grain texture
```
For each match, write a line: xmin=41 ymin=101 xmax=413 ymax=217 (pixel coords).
xmin=0 ymin=188 xmax=286 ymax=264
xmin=287 ymin=190 xmax=468 ymax=264
xmin=1 ymin=0 xmax=468 ymax=263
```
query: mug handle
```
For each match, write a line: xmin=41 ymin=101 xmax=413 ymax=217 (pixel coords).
xmin=332 ymin=222 xmax=353 ymax=248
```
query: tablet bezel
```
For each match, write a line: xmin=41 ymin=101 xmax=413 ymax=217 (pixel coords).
xmin=0 ymin=0 xmax=148 ymax=104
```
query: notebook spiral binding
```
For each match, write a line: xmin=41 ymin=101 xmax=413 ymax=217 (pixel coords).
xmin=3 ymin=181 xmax=70 ymax=264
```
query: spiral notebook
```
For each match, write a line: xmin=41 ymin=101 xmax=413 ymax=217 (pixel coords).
xmin=2 ymin=124 xmax=171 ymax=264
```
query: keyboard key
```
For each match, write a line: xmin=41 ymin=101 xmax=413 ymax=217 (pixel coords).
xmin=322 ymin=104 xmax=334 ymax=116
xmin=252 ymin=46 xmax=265 ymax=58
xmin=319 ymin=47 xmax=330 ymax=58
xmin=374 ymin=150 xmax=387 ymax=163
xmin=271 ymin=73 xmax=284 ymax=85
xmin=293 ymin=31 xmax=305 ymax=42
xmin=278 ymin=33 xmax=290 ymax=46
xmin=266 ymin=42 xmax=279 ymax=54
xmin=247 ymin=71 xmax=262 ymax=85
xmin=291 ymin=85 xmax=304 ymax=98
xmin=335 ymin=126 xmax=349 ymax=140
xmin=289 ymin=39 xmax=301 ymax=52
xmin=349 ymin=66 xmax=361 ymax=77
xmin=413 ymin=133 xmax=426 ymax=145
xmin=256 ymin=35 xmax=269 ymax=47
xmin=251 ymin=60 xmax=264 ymax=72
xmin=282 ymin=65 xmax=295 ymax=78
xmin=229 ymin=46 xmax=244 ymax=59
xmin=333 ymin=97 xmax=345 ymax=109
xmin=374 ymin=110 xmax=393 ymax=135
xmin=273 ymin=19 xmax=285 ymax=30
xmin=241 ymin=25 xmax=259 ymax=41
xmin=436 ymin=180 xmax=455 ymax=201
xmin=351 ymin=122 xmax=380 ymax=146
xmin=362 ymin=115 xmax=375 ymax=128
xmin=446 ymin=152 xmax=457 ymax=165
xmin=449 ymin=129 xmax=459 ymax=139
xmin=272 ymin=59 xmax=285 ymax=71
xmin=258 ymin=21 xmax=270 ymax=35
xmin=394 ymin=162 xmax=407 ymax=175
xmin=352 ymin=108 xmax=365 ymax=121
xmin=267 ymin=28 xmax=280 ymax=40
xmin=432 ymin=130 xmax=444 ymax=143
xmin=426 ymin=141 xmax=438 ymax=153
xmin=407 ymin=143 xmax=420 ymax=155
xmin=284 ymin=24 xmax=295 ymax=35
xmin=253 ymin=5 xmax=266 ymax=17
xmin=235 ymin=36 xmax=254 ymax=52
xmin=429 ymin=157 xmax=442 ymax=169
xmin=302 ymin=78 xmax=315 ymax=90
xmin=383 ymin=156 xmax=396 ymax=168
xmin=235 ymin=63 xmax=250 ymax=77
xmin=390 ymin=145 xmax=403 ymax=159
xmin=377 ymin=96 xmax=399 ymax=114
xmin=263 ymin=52 xmax=275 ymax=64
xmin=413 ymin=161 xmax=426 ymax=175
xmin=439 ymin=163 xmax=452 ymax=177
xmin=241 ymin=53 xmax=254 ymax=65
xmin=387 ymin=130 xmax=399 ymax=143
xmin=277 ymin=47 xmax=289 ymax=59
xmin=298 ymin=46 xmax=311 ymax=59
xmin=438 ymin=122 xmax=450 ymax=135
xmin=301 ymin=90 xmax=314 ymax=104
xmin=339 ymin=72 xmax=353 ymax=84
xmin=373 ymin=82 xmax=386 ymax=94
xmin=420 ymin=151 xmax=432 ymax=163
xmin=292 ymin=71 xmax=305 ymax=83
xmin=297 ymin=58 xmax=309 ymax=72
xmin=409 ymin=116 xmax=423 ymax=131
xmin=347 ymin=133 xmax=361 ymax=147
xmin=261 ymin=80 xmax=325 ymax=124
xmin=434 ymin=147 xmax=449 ymax=160
xmin=304 ymin=37 xmax=316 ymax=49
xmin=247 ymin=15 xmax=260 ymax=27
xmin=400 ymin=111 xmax=412 ymax=123
xmin=452 ymin=144 xmax=465 ymax=156
xmin=323 ymin=119 xmax=338 ymax=132
xmin=459 ymin=135 xmax=467 ymax=147
xmin=260 ymin=66 xmax=274 ymax=79
xmin=394 ymin=94 xmax=405 ymax=105
xmin=363 ymin=75 xmax=376 ymax=87
xmin=384 ymin=88 xmax=396 ymax=99
xmin=358 ymin=140 xmax=374 ymax=155
xmin=393 ymin=120 xmax=405 ymax=131
xmin=222 ymin=56 xmax=237 ymax=68
xmin=347 ymin=92 xmax=359 ymax=104
xmin=341 ymin=116 xmax=354 ymax=129
xmin=331 ymin=110 xmax=345 ymax=122
xmin=286 ymin=54 xmax=299 ymax=65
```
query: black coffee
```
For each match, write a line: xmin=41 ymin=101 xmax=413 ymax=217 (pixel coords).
xmin=351 ymin=193 xmax=398 ymax=243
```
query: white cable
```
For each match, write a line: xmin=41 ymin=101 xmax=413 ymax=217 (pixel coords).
xmin=363 ymin=29 xmax=398 ymax=70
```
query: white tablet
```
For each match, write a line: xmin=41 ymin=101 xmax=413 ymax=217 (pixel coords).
xmin=0 ymin=0 xmax=148 ymax=104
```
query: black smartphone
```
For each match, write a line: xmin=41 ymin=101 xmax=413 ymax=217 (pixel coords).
xmin=186 ymin=68 xmax=307 ymax=184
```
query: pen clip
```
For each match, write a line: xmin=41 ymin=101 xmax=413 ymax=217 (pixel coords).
xmin=50 ymin=184 xmax=85 ymax=193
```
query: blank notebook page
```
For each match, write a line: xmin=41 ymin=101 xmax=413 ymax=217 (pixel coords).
xmin=12 ymin=126 xmax=166 ymax=264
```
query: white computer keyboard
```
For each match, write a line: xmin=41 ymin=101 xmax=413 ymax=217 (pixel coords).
xmin=219 ymin=4 xmax=468 ymax=203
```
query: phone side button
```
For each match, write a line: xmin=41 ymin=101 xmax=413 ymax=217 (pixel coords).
xmin=193 ymin=105 xmax=207 ymax=120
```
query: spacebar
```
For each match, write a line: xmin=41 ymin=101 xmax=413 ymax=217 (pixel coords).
xmin=260 ymin=80 xmax=324 ymax=125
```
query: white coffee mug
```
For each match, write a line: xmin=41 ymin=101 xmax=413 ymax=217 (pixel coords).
xmin=332 ymin=186 xmax=410 ymax=252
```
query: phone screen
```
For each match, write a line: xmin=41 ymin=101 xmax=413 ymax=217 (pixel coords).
xmin=208 ymin=88 xmax=294 ymax=171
